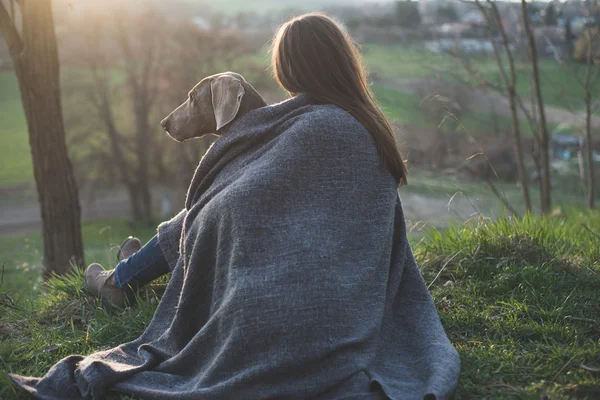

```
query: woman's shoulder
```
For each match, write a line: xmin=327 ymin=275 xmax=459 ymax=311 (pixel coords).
xmin=287 ymin=103 xmax=374 ymax=148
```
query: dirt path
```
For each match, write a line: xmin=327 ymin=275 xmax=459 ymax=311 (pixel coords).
xmin=0 ymin=187 xmax=182 ymax=237
xmin=0 ymin=185 xmax=501 ymax=237
xmin=381 ymin=77 xmax=600 ymax=130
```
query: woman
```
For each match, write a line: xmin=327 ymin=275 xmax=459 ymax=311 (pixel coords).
xmin=82 ymin=11 xmax=409 ymax=309
xmin=12 ymin=13 xmax=460 ymax=399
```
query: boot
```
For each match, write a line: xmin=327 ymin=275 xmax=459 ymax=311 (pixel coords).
xmin=116 ymin=236 xmax=142 ymax=262
xmin=83 ymin=263 xmax=132 ymax=309
xmin=83 ymin=237 xmax=143 ymax=309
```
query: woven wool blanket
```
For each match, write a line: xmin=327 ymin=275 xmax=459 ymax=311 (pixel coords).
xmin=11 ymin=93 xmax=460 ymax=399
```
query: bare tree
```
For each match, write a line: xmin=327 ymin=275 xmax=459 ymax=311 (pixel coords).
xmin=521 ymin=0 xmax=552 ymax=214
xmin=454 ymin=0 xmax=559 ymax=214
xmin=0 ymin=0 xmax=84 ymax=278
xmin=64 ymin=10 xmax=263 ymax=222
xmin=548 ymin=28 xmax=600 ymax=209
xmin=581 ymin=28 xmax=600 ymax=208
xmin=455 ymin=0 xmax=532 ymax=212
xmin=477 ymin=0 xmax=532 ymax=212
xmin=116 ymin=12 xmax=162 ymax=225
xmin=534 ymin=18 xmax=600 ymax=209
xmin=65 ymin=10 xmax=168 ymax=226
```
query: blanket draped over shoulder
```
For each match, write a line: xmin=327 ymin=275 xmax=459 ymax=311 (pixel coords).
xmin=11 ymin=93 xmax=460 ymax=400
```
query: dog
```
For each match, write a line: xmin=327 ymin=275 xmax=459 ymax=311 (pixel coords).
xmin=160 ymin=72 xmax=267 ymax=141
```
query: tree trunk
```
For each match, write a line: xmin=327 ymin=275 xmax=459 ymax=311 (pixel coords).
xmin=583 ymin=29 xmax=597 ymax=210
xmin=127 ymin=184 xmax=144 ymax=224
xmin=97 ymin=94 xmax=151 ymax=224
xmin=136 ymin=151 xmax=153 ymax=226
xmin=585 ymin=88 xmax=595 ymax=209
xmin=474 ymin=0 xmax=532 ymax=213
xmin=507 ymin=88 xmax=532 ymax=213
xmin=134 ymin=107 xmax=154 ymax=226
xmin=6 ymin=0 xmax=84 ymax=278
xmin=521 ymin=0 xmax=552 ymax=214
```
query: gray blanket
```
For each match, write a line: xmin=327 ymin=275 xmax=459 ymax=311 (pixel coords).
xmin=11 ymin=93 xmax=460 ymax=399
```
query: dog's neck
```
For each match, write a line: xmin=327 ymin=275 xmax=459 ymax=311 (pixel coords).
xmin=214 ymin=90 xmax=267 ymax=137
xmin=238 ymin=89 xmax=268 ymax=117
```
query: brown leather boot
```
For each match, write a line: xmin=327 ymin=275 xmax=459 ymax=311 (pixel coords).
xmin=83 ymin=263 xmax=132 ymax=309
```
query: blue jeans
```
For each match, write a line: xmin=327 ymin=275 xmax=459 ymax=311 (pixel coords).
xmin=114 ymin=234 xmax=170 ymax=290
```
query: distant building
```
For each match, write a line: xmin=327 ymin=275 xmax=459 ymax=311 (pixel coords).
xmin=461 ymin=10 xmax=486 ymax=25
xmin=418 ymin=0 xmax=472 ymax=25
xmin=192 ymin=16 xmax=211 ymax=31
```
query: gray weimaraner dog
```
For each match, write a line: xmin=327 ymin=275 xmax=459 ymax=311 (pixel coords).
xmin=160 ymin=72 xmax=267 ymax=141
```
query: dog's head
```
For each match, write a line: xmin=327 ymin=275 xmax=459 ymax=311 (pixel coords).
xmin=160 ymin=72 xmax=266 ymax=142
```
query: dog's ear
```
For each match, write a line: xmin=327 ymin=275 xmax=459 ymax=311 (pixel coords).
xmin=211 ymin=75 xmax=245 ymax=131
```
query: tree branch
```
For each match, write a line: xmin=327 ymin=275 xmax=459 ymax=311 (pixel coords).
xmin=451 ymin=52 xmax=541 ymax=144
xmin=522 ymin=0 xmax=552 ymax=213
xmin=486 ymin=179 xmax=521 ymax=217
xmin=474 ymin=0 xmax=510 ymax=90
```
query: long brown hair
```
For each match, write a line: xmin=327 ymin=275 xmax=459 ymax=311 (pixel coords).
xmin=271 ymin=12 xmax=408 ymax=186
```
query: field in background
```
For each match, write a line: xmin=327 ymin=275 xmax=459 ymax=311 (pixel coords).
xmin=363 ymin=45 xmax=597 ymax=111
xmin=0 ymin=74 xmax=31 ymax=186
xmin=2 ymin=44 xmax=597 ymax=186
xmin=373 ymin=84 xmax=537 ymax=135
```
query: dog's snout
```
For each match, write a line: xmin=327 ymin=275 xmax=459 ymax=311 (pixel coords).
xmin=160 ymin=118 xmax=168 ymax=129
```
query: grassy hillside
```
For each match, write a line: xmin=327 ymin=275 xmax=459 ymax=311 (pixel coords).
xmin=0 ymin=44 xmax=596 ymax=186
xmin=374 ymin=84 xmax=537 ymax=135
xmin=417 ymin=210 xmax=600 ymax=399
xmin=363 ymin=45 xmax=599 ymax=111
xmin=1 ymin=211 xmax=599 ymax=398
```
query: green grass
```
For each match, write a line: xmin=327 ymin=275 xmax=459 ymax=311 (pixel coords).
xmin=363 ymin=46 xmax=459 ymax=80
xmin=415 ymin=210 xmax=600 ymax=399
xmin=0 ymin=218 xmax=158 ymax=302
xmin=404 ymin=169 xmax=600 ymax=216
xmin=374 ymin=84 xmax=432 ymax=126
xmin=363 ymin=44 xmax=600 ymax=111
xmin=0 ymin=54 xmax=278 ymax=187
xmin=0 ymin=269 xmax=164 ymax=400
xmin=1 ymin=211 xmax=600 ymax=399
xmin=373 ymin=84 xmax=537 ymax=136
xmin=0 ymin=73 xmax=32 ymax=186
